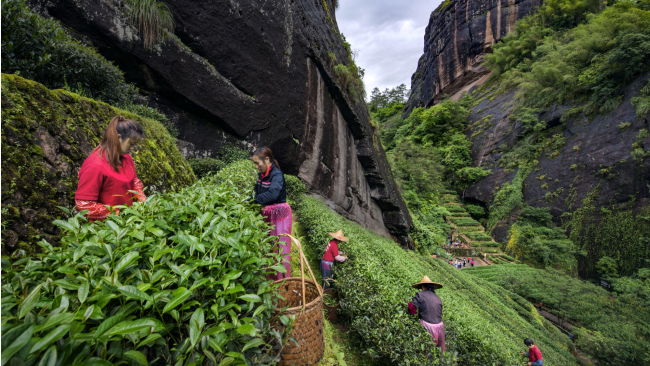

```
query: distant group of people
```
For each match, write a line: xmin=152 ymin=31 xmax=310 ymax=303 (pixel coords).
xmin=449 ymin=257 xmax=474 ymax=269
xmin=443 ymin=239 xmax=464 ymax=249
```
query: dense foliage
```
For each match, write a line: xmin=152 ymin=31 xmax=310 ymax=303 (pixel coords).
xmin=1 ymin=0 xmax=135 ymax=106
xmin=188 ymin=144 xmax=250 ymax=179
xmin=466 ymin=264 xmax=650 ymax=365
xmin=486 ymin=0 xmax=650 ymax=122
xmin=1 ymin=160 xmax=292 ymax=366
xmin=295 ymin=196 xmax=577 ymax=365
xmin=506 ymin=207 xmax=580 ymax=272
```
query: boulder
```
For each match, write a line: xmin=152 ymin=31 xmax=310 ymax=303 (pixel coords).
xmin=28 ymin=0 xmax=412 ymax=241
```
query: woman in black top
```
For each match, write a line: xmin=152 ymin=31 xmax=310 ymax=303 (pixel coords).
xmin=251 ymin=147 xmax=292 ymax=280
xmin=408 ymin=275 xmax=446 ymax=352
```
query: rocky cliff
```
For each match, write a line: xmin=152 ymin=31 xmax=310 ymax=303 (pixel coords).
xmin=404 ymin=0 xmax=542 ymax=115
xmin=27 ymin=0 xmax=412 ymax=242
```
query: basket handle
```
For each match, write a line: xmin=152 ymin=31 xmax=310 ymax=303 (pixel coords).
xmin=281 ymin=234 xmax=323 ymax=307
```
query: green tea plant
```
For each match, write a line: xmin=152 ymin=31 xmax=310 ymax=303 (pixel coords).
xmin=295 ymin=196 xmax=576 ymax=365
xmin=466 ymin=264 xmax=650 ymax=365
xmin=188 ymin=158 xmax=227 ymax=179
xmin=448 ymin=217 xmax=481 ymax=227
xmin=1 ymin=0 xmax=137 ymax=106
xmin=0 ymin=160 xmax=292 ymax=366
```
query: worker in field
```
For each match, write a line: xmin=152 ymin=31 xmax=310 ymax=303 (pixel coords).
xmin=408 ymin=276 xmax=446 ymax=352
xmin=321 ymin=230 xmax=348 ymax=289
xmin=520 ymin=338 xmax=543 ymax=366
xmin=75 ymin=116 xmax=146 ymax=221
xmin=251 ymin=147 xmax=292 ymax=280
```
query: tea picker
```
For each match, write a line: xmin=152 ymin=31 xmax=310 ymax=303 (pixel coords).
xmin=408 ymin=276 xmax=446 ymax=352
xmin=75 ymin=116 xmax=146 ymax=221
xmin=321 ymin=229 xmax=348 ymax=289
xmin=250 ymin=147 xmax=293 ymax=281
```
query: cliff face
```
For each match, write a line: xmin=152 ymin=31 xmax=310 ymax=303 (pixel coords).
xmin=27 ymin=0 xmax=412 ymax=242
xmin=465 ymin=72 xmax=650 ymax=241
xmin=404 ymin=0 xmax=542 ymax=115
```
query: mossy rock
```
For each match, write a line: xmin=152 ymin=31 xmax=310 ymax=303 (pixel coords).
xmin=1 ymin=74 xmax=196 ymax=254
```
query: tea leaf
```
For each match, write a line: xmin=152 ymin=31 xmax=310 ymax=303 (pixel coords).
xmin=118 ymin=285 xmax=153 ymax=302
xmin=18 ymin=284 xmax=42 ymax=319
xmin=1 ymin=324 xmax=33 ymax=365
xmin=162 ymin=287 xmax=192 ymax=313
xmin=30 ymin=324 xmax=71 ymax=354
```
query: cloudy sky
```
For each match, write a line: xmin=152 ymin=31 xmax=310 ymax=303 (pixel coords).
xmin=336 ymin=0 xmax=442 ymax=95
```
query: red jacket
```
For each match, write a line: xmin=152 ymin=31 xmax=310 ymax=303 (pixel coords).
xmin=528 ymin=345 xmax=543 ymax=362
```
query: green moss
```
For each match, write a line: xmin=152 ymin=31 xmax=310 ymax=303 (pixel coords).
xmin=1 ymin=73 xmax=195 ymax=254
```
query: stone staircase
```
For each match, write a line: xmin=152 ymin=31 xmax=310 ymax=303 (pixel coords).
xmin=440 ymin=194 xmax=508 ymax=264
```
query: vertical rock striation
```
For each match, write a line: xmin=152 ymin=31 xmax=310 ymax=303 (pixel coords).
xmin=26 ymin=0 xmax=412 ymax=242
xmin=404 ymin=0 xmax=542 ymax=114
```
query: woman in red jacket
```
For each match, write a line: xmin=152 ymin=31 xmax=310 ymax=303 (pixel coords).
xmin=75 ymin=116 xmax=146 ymax=221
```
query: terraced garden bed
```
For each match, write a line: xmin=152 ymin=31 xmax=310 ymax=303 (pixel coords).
xmin=441 ymin=194 xmax=461 ymax=203
xmin=476 ymin=242 xmax=500 ymax=248
xmin=444 ymin=205 xmax=466 ymax=213
xmin=464 ymin=232 xmax=493 ymax=241
xmin=447 ymin=212 xmax=471 ymax=217
xmin=449 ymin=217 xmax=481 ymax=226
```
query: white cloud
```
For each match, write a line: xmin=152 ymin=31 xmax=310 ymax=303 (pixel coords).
xmin=336 ymin=0 xmax=442 ymax=94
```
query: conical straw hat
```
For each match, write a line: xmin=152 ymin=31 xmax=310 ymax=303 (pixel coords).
xmin=328 ymin=229 xmax=349 ymax=242
xmin=412 ymin=275 xmax=443 ymax=289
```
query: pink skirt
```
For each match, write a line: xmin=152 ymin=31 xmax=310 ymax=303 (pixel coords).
xmin=262 ymin=203 xmax=292 ymax=281
xmin=420 ymin=319 xmax=446 ymax=352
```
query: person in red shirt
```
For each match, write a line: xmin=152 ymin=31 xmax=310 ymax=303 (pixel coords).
xmin=75 ymin=116 xmax=146 ymax=221
xmin=520 ymin=338 xmax=543 ymax=366
xmin=321 ymin=230 xmax=348 ymax=289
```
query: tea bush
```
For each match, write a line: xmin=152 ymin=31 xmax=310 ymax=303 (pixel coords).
xmin=466 ymin=264 xmax=650 ymax=365
xmin=188 ymin=158 xmax=227 ymax=179
xmin=448 ymin=217 xmax=481 ymax=227
xmin=1 ymin=160 xmax=292 ymax=366
xmin=295 ymin=196 xmax=576 ymax=365
xmin=1 ymin=0 xmax=137 ymax=106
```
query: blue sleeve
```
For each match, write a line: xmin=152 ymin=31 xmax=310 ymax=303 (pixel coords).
xmin=254 ymin=173 xmax=284 ymax=205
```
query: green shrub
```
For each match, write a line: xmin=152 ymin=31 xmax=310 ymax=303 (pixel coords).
xmin=443 ymin=205 xmax=466 ymax=213
xmin=0 ymin=160 xmax=289 ymax=365
xmin=482 ymin=248 xmax=500 ymax=253
xmin=295 ymin=196 xmax=576 ymax=365
xmin=466 ymin=264 xmax=650 ymax=365
xmin=188 ymin=157 xmax=226 ymax=179
xmin=122 ymin=103 xmax=178 ymax=137
xmin=478 ymin=242 xmax=500 ymax=248
xmin=285 ymin=174 xmax=306 ymax=203
xmin=501 ymin=254 xmax=516 ymax=261
xmin=1 ymin=0 xmax=137 ymax=106
xmin=465 ymin=232 xmax=493 ymax=242
xmin=486 ymin=1 xmax=650 ymax=121
xmin=448 ymin=217 xmax=481 ymax=227
xmin=464 ymin=204 xmax=486 ymax=218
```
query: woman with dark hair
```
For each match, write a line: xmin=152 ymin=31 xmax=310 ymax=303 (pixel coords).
xmin=408 ymin=275 xmax=446 ymax=352
xmin=75 ymin=116 xmax=146 ymax=221
xmin=251 ymin=146 xmax=292 ymax=280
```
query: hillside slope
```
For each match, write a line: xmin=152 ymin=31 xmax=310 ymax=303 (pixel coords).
xmin=295 ymin=195 xmax=577 ymax=365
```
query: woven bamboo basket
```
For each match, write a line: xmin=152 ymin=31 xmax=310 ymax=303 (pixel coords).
xmin=272 ymin=234 xmax=324 ymax=366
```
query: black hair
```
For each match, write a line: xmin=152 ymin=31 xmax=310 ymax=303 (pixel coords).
xmin=423 ymin=284 xmax=437 ymax=293
xmin=524 ymin=338 xmax=534 ymax=346
xmin=252 ymin=146 xmax=280 ymax=169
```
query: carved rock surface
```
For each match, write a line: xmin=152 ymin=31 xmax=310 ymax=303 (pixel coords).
xmin=27 ymin=0 xmax=412 ymax=241
xmin=404 ymin=0 xmax=542 ymax=114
